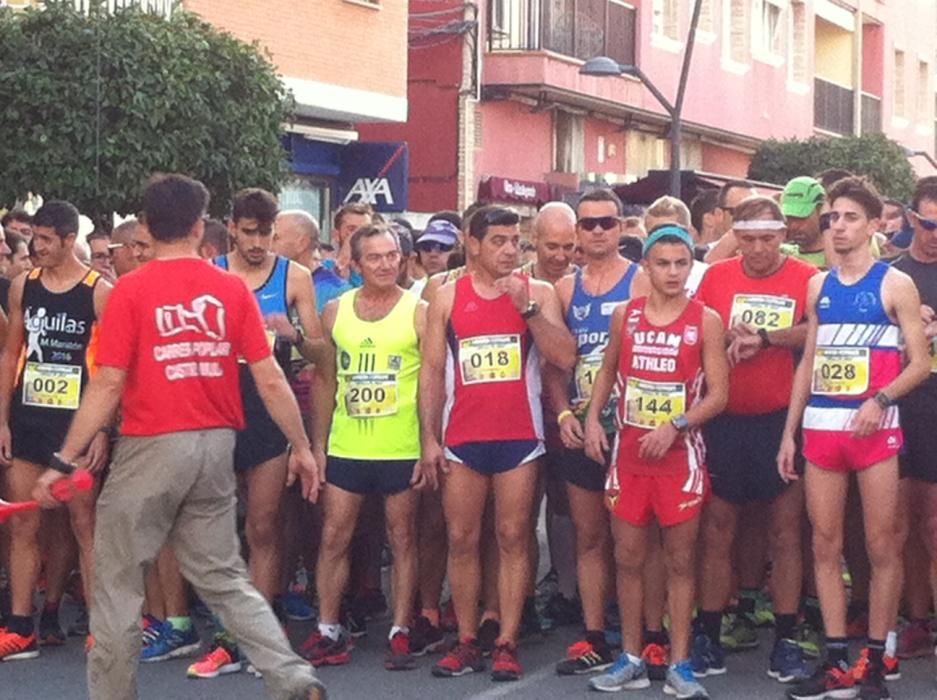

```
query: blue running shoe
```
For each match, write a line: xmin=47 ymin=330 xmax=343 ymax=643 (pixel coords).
xmin=588 ymin=652 xmax=650 ymax=692
xmin=283 ymin=591 xmax=315 ymax=621
xmin=690 ymin=633 xmax=726 ymax=678
xmin=768 ymin=638 xmax=809 ymax=683
xmin=665 ymin=659 xmax=710 ymax=698
xmin=141 ymin=620 xmax=201 ymax=663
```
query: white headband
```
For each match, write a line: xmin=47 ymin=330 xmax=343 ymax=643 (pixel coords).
xmin=733 ymin=219 xmax=786 ymax=231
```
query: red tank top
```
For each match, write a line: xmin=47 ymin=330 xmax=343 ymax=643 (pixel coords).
xmin=443 ymin=275 xmax=542 ymax=446
xmin=612 ymin=297 xmax=706 ymax=476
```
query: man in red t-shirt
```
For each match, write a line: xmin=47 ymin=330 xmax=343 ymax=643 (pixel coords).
xmin=31 ymin=174 xmax=325 ymax=700
xmin=692 ymin=195 xmax=817 ymax=683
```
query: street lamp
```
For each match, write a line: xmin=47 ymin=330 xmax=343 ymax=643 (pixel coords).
xmin=579 ymin=0 xmax=704 ymax=200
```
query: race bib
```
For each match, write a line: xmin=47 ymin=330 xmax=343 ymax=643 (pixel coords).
xmin=623 ymin=377 xmax=685 ymax=429
xmin=930 ymin=338 xmax=937 ymax=374
xmin=574 ymin=354 xmax=603 ymax=403
xmin=730 ymin=294 xmax=796 ymax=331
xmin=344 ymin=373 xmax=398 ymax=417
xmin=811 ymin=347 xmax=870 ymax=395
xmin=23 ymin=362 xmax=82 ymax=410
xmin=459 ymin=335 xmax=522 ymax=385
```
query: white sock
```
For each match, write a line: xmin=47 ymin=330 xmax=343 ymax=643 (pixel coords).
xmin=885 ymin=630 xmax=897 ymax=656
xmin=319 ymin=623 xmax=342 ymax=641
xmin=389 ymin=625 xmax=409 ymax=640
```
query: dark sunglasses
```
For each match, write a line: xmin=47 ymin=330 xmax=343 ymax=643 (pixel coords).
xmin=911 ymin=210 xmax=937 ymax=231
xmin=818 ymin=211 xmax=833 ymax=231
xmin=578 ymin=216 xmax=619 ymax=231
xmin=416 ymin=242 xmax=454 ymax=253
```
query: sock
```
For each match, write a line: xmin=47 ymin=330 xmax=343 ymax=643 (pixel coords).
xmin=825 ymin=636 xmax=849 ymax=668
xmin=167 ymin=616 xmax=193 ymax=632
xmin=885 ymin=630 xmax=897 ymax=657
xmin=866 ymin=638 xmax=885 ymax=670
xmin=644 ymin=628 xmax=669 ymax=647
xmin=420 ymin=608 xmax=440 ymax=627
xmin=389 ymin=625 xmax=409 ymax=640
xmin=7 ymin=614 xmax=33 ymax=637
xmin=319 ymin=622 xmax=342 ymax=641
xmin=803 ymin=597 xmax=823 ymax=629
xmin=738 ymin=589 xmax=758 ymax=616
xmin=698 ymin=610 xmax=723 ymax=645
xmin=775 ymin=614 xmax=797 ymax=642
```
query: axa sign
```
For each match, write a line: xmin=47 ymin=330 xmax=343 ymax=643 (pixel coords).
xmin=338 ymin=142 xmax=409 ymax=213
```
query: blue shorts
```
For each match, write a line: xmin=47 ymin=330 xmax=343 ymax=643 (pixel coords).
xmin=444 ymin=439 xmax=544 ymax=475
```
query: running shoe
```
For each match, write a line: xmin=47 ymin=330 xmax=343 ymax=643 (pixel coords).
xmin=855 ymin=661 xmax=890 ymax=700
xmin=305 ymin=632 xmax=352 ymax=667
xmin=384 ymin=631 xmax=415 ymax=671
xmin=68 ymin=603 xmax=90 ymax=638
xmin=720 ymin=613 xmax=759 ymax=652
xmin=141 ymin=620 xmax=201 ymax=662
xmin=768 ymin=638 xmax=809 ymax=683
xmin=752 ymin=590 xmax=776 ymax=628
xmin=283 ymin=591 xmax=315 ymax=622
xmin=690 ymin=633 xmax=726 ymax=678
xmin=642 ymin=641 xmax=669 ymax=682
xmin=186 ymin=642 xmax=242 ymax=678
xmin=896 ymin=619 xmax=932 ymax=659
xmin=0 ymin=629 xmax=38 ymax=660
xmin=477 ymin=618 xmax=500 ymax=656
xmin=786 ymin=661 xmax=857 ymax=700
xmin=490 ymin=642 xmax=521 ymax=682
xmin=38 ymin=613 xmax=66 ymax=647
xmin=793 ymin=620 xmax=821 ymax=659
xmin=519 ymin=597 xmax=544 ymax=640
xmin=665 ymin=659 xmax=709 ymax=698
xmin=432 ymin=639 xmax=484 ymax=677
xmin=589 ymin=652 xmax=650 ymax=692
xmin=555 ymin=636 xmax=614 ymax=675
xmin=542 ymin=592 xmax=581 ymax=629
xmin=409 ymin=615 xmax=445 ymax=656
xmin=853 ymin=647 xmax=900 ymax=682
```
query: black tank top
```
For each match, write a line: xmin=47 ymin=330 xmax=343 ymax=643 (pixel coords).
xmin=893 ymin=253 xmax=937 ymax=395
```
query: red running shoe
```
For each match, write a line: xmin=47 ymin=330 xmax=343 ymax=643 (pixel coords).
xmin=491 ymin=642 xmax=522 ymax=682
xmin=432 ymin=639 xmax=484 ymax=677
xmin=384 ymin=631 xmax=415 ymax=671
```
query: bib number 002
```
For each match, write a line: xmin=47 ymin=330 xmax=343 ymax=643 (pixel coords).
xmin=23 ymin=362 xmax=82 ymax=410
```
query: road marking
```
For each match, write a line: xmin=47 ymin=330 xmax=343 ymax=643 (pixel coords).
xmin=466 ymin=665 xmax=554 ymax=699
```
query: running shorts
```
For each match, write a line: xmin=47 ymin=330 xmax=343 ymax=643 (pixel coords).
xmin=445 ymin=439 xmax=544 ymax=475
xmin=234 ymin=367 xmax=288 ymax=472
xmin=803 ymin=427 xmax=902 ymax=473
xmin=552 ymin=439 xmax=612 ymax=493
xmin=606 ymin=470 xmax=708 ymax=528
xmin=898 ymin=392 xmax=937 ymax=483
xmin=326 ymin=456 xmax=415 ymax=495
xmin=11 ymin=413 xmax=69 ymax=466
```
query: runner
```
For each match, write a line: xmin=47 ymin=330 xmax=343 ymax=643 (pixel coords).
xmin=585 ymin=224 xmax=728 ymax=698
xmin=327 ymin=201 xmax=373 ymax=287
xmin=187 ymin=187 xmax=325 ymax=679
xmin=778 ymin=177 xmax=929 ymax=700
xmin=545 ymin=188 xmax=637 ymax=676
xmin=420 ymin=205 xmax=575 ymax=681
xmin=30 ymin=173 xmax=325 ymax=700
xmin=302 ymin=224 xmax=429 ymax=671
xmin=274 ymin=210 xmax=351 ymax=314
xmin=780 ymin=176 xmax=830 ymax=268
xmin=0 ymin=200 xmax=111 ymax=659
xmin=692 ymin=196 xmax=817 ymax=683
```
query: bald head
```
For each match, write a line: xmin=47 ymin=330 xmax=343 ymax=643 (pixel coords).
xmin=111 ymin=218 xmax=140 ymax=276
xmin=274 ymin=210 xmax=320 ymax=263
xmin=533 ymin=202 xmax=576 ymax=240
xmin=533 ymin=201 xmax=576 ymax=281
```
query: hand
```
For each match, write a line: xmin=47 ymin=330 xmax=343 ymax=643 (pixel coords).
xmin=559 ymin=412 xmax=585 ymax=450
xmin=33 ymin=468 xmax=66 ymax=509
xmin=410 ymin=454 xmax=439 ymax=492
xmin=583 ymin=416 xmax=609 ymax=465
xmin=637 ymin=422 xmax=679 ymax=461
xmin=421 ymin=439 xmax=448 ymax=479
xmin=266 ymin=313 xmax=299 ymax=343
xmin=493 ymin=273 xmax=530 ymax=314
xmin=287 ymin=445 xmax=322 ymax=503
xmin=0 ymin=423 xmax=11 ymax=466
xmin=776 ymin=433 xmax=799 ymax=483
xmin=312 ymin=447 xmax=327 ymax=489
xmin=925 ymin=319 xmax=937 ymax=340
xmin=850 ymin=399 xmax=884 ymax=438
xmin=920 ymin=304 xmax=935 ymax=325
xmin=727 ymin=321 xmax=755 ymax=344
xmin=79 ymin=431 xmax=111 ymax=474
xmin=727 ymin=333 xmax=763 ymax=365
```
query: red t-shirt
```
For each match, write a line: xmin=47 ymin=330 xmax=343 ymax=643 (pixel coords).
xmin=696 ymin=255 xmax=816 ymax=415
xmin=95 ymin=258 xmax=272 ymax=436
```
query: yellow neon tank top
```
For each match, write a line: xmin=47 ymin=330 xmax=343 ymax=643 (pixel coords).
xmin=328 ymin=289 xmax=421 ymax=459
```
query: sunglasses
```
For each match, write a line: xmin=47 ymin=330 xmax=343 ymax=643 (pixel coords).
xmin=416 ymin=242 xmax=454 ymax=253
xmin=911 ymin=210 xmax=937 ymax=231
xmin=578 ymin=216 xmax=619 ymax=231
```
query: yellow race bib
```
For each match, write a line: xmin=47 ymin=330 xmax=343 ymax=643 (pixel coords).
xmin=23 ymin=362 xmax=82 ymax=410
xmin=929 ymin=338 xmax=937 ymax=374
xmin=729 ymin=294 xmax=796 ymax=331
xmin=623 ymin=378 xmax=685 ymax=429
xmin=459 ymin=335 xmax=522 ymax=385
xmin=811 ymin=347 xmax=870 ymax=395
xmin=344 ymin=373 xmax=398 ymax=417
xmin=574 ymin=354 xmax=603 ymax=404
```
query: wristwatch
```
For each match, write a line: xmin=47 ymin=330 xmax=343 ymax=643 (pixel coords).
xmin=50 ymin=452 xmax=76 ymax=475
xmin=670 ymin=414 xmax=690 ymax=432
xmin=757 ymin=328 xmax=771 ymax=348
xmin=873 ymin=390 xmax=892 ymax=409
xmin=520 ymin=300 xmax=540 ymax=320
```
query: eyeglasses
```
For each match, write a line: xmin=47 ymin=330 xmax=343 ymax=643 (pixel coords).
xmin=578 ymin=216 xmax=619 ymax=231
xmin=416 ymin=242 xmax=454 ymax=253
xmin=910 ymin=210 xmax=937 ymax=231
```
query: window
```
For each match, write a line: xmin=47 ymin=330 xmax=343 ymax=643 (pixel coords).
xmin=754 ymin=0 xmax=785 ymax=57
xmin=788 ymin=0 xmax=808 ymax=83
xmin=697 ymin=0 xmax=715 ymax=34
xmin=918 ymin=61 xmax=930 ymax=124
xmin=280 ymin=177 xmax=332 ymax=241
xmin=724 ymin=0 xmax=749 ymax=64
xmin=652 ymin=0 xmax=679 ymax=40
xmin=894 ymin=50 xmax=906 ymax=119
xmin=555 ymin=111 xmax=584 ymax=175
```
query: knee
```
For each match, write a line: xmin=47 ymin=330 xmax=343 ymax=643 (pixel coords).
xmin=574 ymin=519 xmax=609 ymax=556
xmin=811 ymin=528 xmax=842 ymax=566
xmin=664 ymin=546 xmax=695 ymax=580
xmin=386 ymin=519 xmax=416 ymax=554
xmin=865 ymin=529 xmax=899 ymax=570
xmin=771 ymin=524 xmax=801 ymax=558
xmin=614 ymin=546 xmax=645 ymax=577
xmin=245 ymin=513 xmax=280 ymax=551
xmin=8 ymin=511 xmax=39 ymax=541
xmin=69 ymin=510 xmax=96 ymax=544
xmin=496 ymin=520 xmax=529 ymax=555
xmin=447 ymin=525 xmax=480 ymax=558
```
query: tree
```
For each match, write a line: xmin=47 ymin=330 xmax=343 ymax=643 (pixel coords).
xmin=0 ymin=1 xmax=292 ymax=221
xmin=748 ymin=133 xmax=917 ymax=201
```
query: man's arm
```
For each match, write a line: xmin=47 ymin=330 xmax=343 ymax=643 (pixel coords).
xmin=0 ymin=275 xmax=26 ymax=462
xmin=529 ymin=280 xmax=576 ymax=370
xmin=279 ymin=262 xmax=328 ymax=364
xmin=703 ymin=231 xmax=738 ymax=264
xmin=418 ymin=284 xmax=453 ymax=454
xmin=685 ymin=309 xmax=729 ymax=427
xmin=309 ymin=301 xmax=339 ymax=462
xmin=56 ymin=366 xmax=126 ymax=463
xmin=92 ymin=276 xmax=113 ymax=320
xmin=583 ymin=304 xmax=625 ymax=463
xmin=880 ymin=270 xmax=930 ymax=401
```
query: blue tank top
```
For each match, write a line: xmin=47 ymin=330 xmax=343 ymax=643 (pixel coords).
xmin=566 ymin=263 xmax=637 ymax=428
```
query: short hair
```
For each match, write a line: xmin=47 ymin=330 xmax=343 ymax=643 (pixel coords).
xmin=911 ymin=180 xmax=937 ymax=213
xmin=1 ymin=208 xmax=32 ymax=228
xmin=733 ymin=195 xmax=785 ymax=224
xmin=111 ymin=218 xmax=139 ymax=241
xmin=142 ymin=174 xmax=210 ymax=242
xmin=333 ymin=201 xmax=373 ymax=231
xmin=690 ymin=189 xmax=720 ymax=232
xmin=32 ymin=200 xmax=80 ymax=240
xmin=5 ymin=231 xmax=27 ymax=256
xmin=717 ymin=179 xmax=754 ymax=208
xmin=816 ymin=168 xmax=854 ymax=191
xmin=87 ymin=230 xmax=110 ymax=243
xmin=232 ymin=188 xmax=278 ymax=225
xmin=391 ymin=223 xmax=414 ymax=257
xmin=428 ymin=210 xmax=462 ymax=230
xmin=460 ymin=201 xmax=485 ymax=233
xmin=350 ymin=224 xmax=399 ymax=263
xmin=827 ymin=176 xmax=883 ymax=220
xmin=576 ymin=188 xmax=623 ymax=216
xmin=202 ymin=218 xmax=230 ymax=254
xmin=467 ymin=205 xmax=520 ymax=241
xmin=646 ymin=195 xmax=691 ymax=228
xmin=618 ymin=234 xmax=643 ymax=263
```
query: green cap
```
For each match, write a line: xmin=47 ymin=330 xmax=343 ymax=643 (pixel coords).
xmin=781 ymin=176 xmax=825 ymax=218
xmin=642 ymin=225 xmax=695 ymax=258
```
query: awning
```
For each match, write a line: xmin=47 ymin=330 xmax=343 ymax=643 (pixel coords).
xmin=477 ymin=176 xmax=553 ymax=206
xmin=612 ymin=170 xmax=782 ymax=206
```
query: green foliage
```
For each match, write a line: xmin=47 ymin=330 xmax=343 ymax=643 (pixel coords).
xmin=748 ymin=133 xmax=917 ymax=201
xmin=0 ymin=1 xmax=292 ymax=220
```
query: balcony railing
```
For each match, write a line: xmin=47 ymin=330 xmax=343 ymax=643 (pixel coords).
xmin=860 ymin=93 xmax=882 ymax=135
xmin=488 ymin=0 xmax=636 ymax=67
xmin=814 ymin=77 xmax=854 ymax=135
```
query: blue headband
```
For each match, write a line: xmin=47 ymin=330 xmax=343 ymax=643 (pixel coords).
xmin=641 ymin=225 xmax=695 ymax=258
